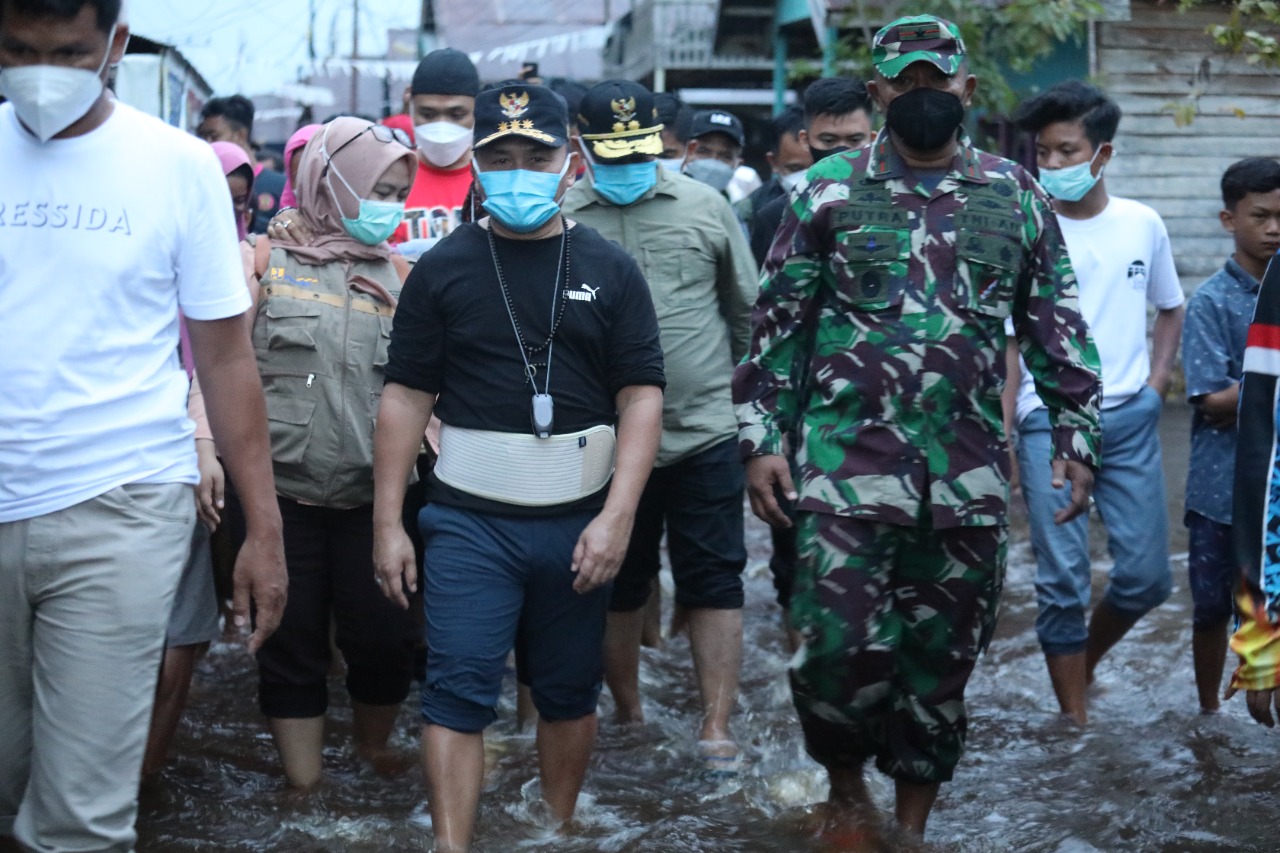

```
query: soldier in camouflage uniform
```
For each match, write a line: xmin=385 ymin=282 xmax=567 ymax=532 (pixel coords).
xmin=732 ymin=15 xmax=1102 ymax=838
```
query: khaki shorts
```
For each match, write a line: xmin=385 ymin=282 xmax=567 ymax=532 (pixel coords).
xmin=0 ymin=482 xmax=194 ymax=853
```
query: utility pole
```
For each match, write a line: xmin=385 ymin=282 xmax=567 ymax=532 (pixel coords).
xmin=307 ymin=0 xmax=316 ymax=69
xmin=350 ymin=0 xmax=360 ymax=115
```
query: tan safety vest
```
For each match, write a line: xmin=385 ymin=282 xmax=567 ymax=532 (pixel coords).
xmin=249 ymin=237 xmax=405 ymax=508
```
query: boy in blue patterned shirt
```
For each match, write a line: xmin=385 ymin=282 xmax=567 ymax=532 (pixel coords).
xmin=1182 ymin=157 xmax=1280 ymax=712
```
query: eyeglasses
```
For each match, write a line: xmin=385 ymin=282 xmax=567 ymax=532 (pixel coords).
xmin=322 ymin=123 xmax=412 ymax=174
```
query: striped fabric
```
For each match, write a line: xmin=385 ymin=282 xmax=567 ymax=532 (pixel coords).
xmin=1231 ymin=252 xmax=1280 ymax=691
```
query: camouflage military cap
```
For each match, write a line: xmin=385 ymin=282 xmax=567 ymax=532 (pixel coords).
xmin=872 ymin=14 xmax=966 ymax=79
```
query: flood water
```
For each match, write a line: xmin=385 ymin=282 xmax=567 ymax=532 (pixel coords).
xmin=136 ymin=401 xmax=1280 ymax=851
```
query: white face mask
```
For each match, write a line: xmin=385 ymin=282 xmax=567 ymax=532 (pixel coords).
xmin=0 ymin=25 xmax=116 ymax=142
xmin=778 ymin=171 xmax=806 ymax=192
xmin=684 ymin=157 xmax=735 ymax=193
xmin=415 ymin=121 xmax=473 ymax=168
xmin=656 ymin=156 xmax=684 ymax=173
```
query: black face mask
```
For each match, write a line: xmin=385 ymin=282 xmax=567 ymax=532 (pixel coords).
xmin=808 ymin=144 xmax=852 ymax=164
xmin=885 ymin=87 xmax=965 ymax=152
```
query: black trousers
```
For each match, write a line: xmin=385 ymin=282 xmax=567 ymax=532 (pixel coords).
xmin=256 ymin=497 xmax=417 ymax=718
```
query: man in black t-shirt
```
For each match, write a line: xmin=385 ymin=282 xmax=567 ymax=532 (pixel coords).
xmin=371 ymin=84 xmax=665 ymax=850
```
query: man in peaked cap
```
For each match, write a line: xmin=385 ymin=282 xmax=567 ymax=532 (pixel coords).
xmin=563 ymin=79 xmax=759 ymax=775
xmin=372 ymin=82 xmax=665 ymax=850
xmin=733 ymin=13 xmax=1102 ymax=838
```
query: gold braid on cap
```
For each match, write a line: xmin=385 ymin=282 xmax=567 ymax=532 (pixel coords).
xmin=580 ymin=123 xmax=665 ymax=140
xmin=587 ymin=131 xmax=665 ymax=159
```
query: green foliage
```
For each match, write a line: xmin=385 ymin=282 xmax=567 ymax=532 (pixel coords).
xmin=1180 ymin=0 xmax=1280 ymax=66
xmin=1159 ymin=1 xmax=1280 ymax=123
xmin=823 ymin=0 xmax=1104 ymax=115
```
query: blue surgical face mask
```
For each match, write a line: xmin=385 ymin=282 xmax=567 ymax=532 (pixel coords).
xmin=684 ymin=157 xmax=735 ymax=193
xmin=342 ymin=199 xmax=405 ymax=245
xmin=587 ymin=155 xmax=657 ymax=207
xmin=474 ymin=156 xmax=571 ymax=233
xmin=1038 ymin=149 xmax=1104 ymax=202
xmin=657 ymin=156 xmax=685 ymax=173
xmin=321 ymin=127 xmax=407 ymax=245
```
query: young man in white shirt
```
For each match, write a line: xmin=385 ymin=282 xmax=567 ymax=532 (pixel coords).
xmin=0 ymin=1 xmax=286 ymax=850
xmin=1006 ymin=81 xmax=1185 ymax=725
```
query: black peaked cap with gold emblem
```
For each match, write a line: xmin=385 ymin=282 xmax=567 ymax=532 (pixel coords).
xmin=577 ymin=79 xmax=664 ymax=160
xmin=473 ymin=84 xmax=569 ymax=150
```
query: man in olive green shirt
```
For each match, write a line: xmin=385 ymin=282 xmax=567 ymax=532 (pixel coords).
xmin=563 ymin=80 xmax=758 ymax=771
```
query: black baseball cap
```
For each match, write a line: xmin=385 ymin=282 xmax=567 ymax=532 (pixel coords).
xmin=577 ymin=79 xmax=664 ymax=160
xmin=411 ymin=48 xmax=480 ymax=97
xmin=689 ymin=109 xmax=745 ymax=148
xmin=473 ymin=84 xmax=569 ymax=149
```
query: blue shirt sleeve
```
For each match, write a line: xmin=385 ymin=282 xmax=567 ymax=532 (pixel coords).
xmin=1182 ymin=280 xmax=1237 ymax=401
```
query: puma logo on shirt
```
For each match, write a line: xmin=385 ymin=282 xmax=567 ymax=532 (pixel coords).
xmin=568 ymin=283 xmax=600 ymax=302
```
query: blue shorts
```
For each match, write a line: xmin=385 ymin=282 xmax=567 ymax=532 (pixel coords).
xmin=418 ymin=503 xmax=609 ymax=733
xmin=1185 ymin=511 xmax=1235 ymax=629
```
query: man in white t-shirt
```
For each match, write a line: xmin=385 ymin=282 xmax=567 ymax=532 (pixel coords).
xmin=1006 ymin=81 xmax=1185 ymax=725
xmin=0 ymin=2 xmax=286 ymax=851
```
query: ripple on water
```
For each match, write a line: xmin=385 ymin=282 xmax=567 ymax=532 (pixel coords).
xmin=136 ymin=504 xmax=1280 ymax=852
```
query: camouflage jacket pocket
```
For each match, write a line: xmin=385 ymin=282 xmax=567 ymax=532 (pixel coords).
xmin=955 ymin=226 xmax=1021 ymax=320
xmin=831 ymin=226 xmax=910 ymax=311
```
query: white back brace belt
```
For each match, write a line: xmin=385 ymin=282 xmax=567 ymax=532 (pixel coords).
xmin=434 ymin=424 xmax=616 ymax=506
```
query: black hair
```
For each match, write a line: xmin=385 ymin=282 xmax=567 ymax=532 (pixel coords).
xmin=1221 ymin=157 xmax=1280 ymax=210
xmin=202 ymin=95 xmax=256 ymax=137
xmin=226 ymin=162 xmax=254 ymax=187
xmin=2 ymin=0 xmax=119 ymax=31
xmin=801 ymin=77 xmax=871 ymax=127
xmin=1013 ymin=80 xmax=1121 ymax=147
xmin=653 ymin=92 xmax=693 ymax=143
xmin=769 ymin=105 xmax=806 ymax=151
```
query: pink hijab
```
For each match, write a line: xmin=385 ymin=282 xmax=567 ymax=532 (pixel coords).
xmin=180 ymin=141 xmax=255 ymax=378
xmin=210 ymin=141 xmax=253 ymax=241
xmin=274 ymin=116 xmax=417 ymax=265
xmin=280 ymin=124 xmax=320 ymax=208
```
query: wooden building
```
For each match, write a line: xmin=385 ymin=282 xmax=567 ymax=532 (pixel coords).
xmin=1097 ymin=0 xmax=1280 ymax=284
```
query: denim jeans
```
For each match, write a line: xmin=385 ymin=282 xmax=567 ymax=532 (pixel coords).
xmin=1016 ymin=386 xmax=1172 ymax=656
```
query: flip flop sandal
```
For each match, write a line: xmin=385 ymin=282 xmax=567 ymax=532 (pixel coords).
xmin=698 ymin=739 xmax=742 ymax=777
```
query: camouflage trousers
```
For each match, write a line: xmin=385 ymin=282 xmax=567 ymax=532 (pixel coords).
xmin=789 ymin=511 xmax=1006 ymax=784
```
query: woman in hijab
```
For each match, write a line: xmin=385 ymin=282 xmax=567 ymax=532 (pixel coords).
xmin=279 ymin=123 xmax=320 ymax=210
xmin=247 ymin=116 xmax=418 ymax=788
xmin=212 ymin=140 xmax=256 ymax=240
